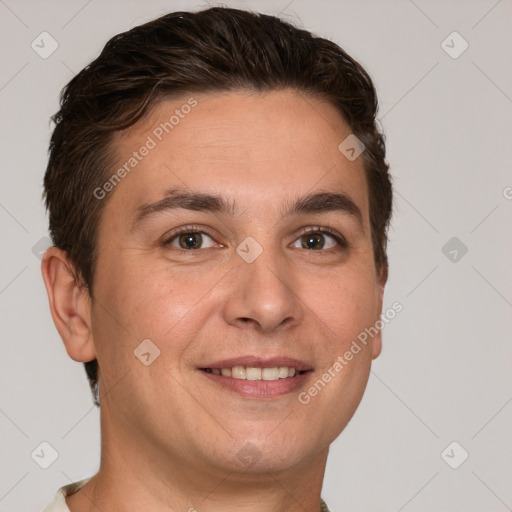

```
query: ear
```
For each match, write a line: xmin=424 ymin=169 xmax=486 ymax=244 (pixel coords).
xmin=41 ymin=247 xmax=96 ymax=362
xmin=371 ymin=264 xmax=388 ymax=360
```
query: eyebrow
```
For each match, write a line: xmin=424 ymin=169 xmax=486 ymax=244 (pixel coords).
xmin=130 ymin=188 xmax=364 ymax=232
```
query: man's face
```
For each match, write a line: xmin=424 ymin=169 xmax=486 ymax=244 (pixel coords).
xmin=90 ymin=89 xmax=385 ymax=475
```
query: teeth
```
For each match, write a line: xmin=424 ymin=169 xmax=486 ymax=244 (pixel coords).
xmin=231 ymin=365 xmax=246 ymax=379
xmin=246 ymin=367 xmax=262 ymax=380
xmin=262 ymin=367 xmax=280 ymax=381
xmin=207 ymin=366 xmax=301 ymax=381
xmin=278 ymin=366 xmax=289 ymax=378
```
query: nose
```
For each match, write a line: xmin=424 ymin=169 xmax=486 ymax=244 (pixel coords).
xmin=222 ymin=245 xmax=304 ymax=333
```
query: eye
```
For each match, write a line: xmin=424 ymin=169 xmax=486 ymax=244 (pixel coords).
xmin=162 ymin=226 xmax=345 ymax=252
xmin=164 ymin=230 xmax=217 ymax=250
xmin=291 ymin=229 xmax=345 ymax=250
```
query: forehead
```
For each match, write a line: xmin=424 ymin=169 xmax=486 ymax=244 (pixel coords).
xmin=104 ymin=89 xmax=369 ymax=224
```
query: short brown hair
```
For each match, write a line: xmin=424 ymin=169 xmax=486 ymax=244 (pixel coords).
xmin=43 ymin=7 xmax=393 ymax=406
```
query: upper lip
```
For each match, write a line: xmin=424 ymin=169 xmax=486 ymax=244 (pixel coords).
xmin=199 ymin=356 xmax=313 ymax=372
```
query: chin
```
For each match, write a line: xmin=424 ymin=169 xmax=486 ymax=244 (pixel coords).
xmin=205 ymin=432 xmax=322 ymax=475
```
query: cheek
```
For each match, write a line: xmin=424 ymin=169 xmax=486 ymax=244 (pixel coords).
xmin=305 ymin=268 xmax=379 ymax=351
xmin=91 ymin=256 xmax=221 ymax=368
xmin=301 ymin=275 xmax=377 ymax=435
xmin=298 ymin=268 xmax=379 ymax=430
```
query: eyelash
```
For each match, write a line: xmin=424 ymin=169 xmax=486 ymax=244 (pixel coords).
xmin=295 ymin=226 xmax=348 ymax=249
xmin=161 ymin=224 xmax=348 ymax=251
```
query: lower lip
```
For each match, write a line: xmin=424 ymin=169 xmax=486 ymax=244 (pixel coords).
xmin=200 ymin=370 xmax=312 ymax=398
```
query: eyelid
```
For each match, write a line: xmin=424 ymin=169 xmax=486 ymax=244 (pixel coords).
xmin=161 ymin=224 xmax=221 ymax=247
xmin=161 ymin=224 xmax=348 ymax=250
xmin=293 ymin=225 xmax=348 ymax=248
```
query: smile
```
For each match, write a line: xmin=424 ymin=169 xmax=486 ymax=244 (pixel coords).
xmin=199 ymin=365 xmax=312 ymax=398
xmin=202 ymin=366 xmax=306 ymax=381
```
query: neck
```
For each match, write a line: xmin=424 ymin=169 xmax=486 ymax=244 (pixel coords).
xmin=66 ymin=408 xmax=329 ymax=512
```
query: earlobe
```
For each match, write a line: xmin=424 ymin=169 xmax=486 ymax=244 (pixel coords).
xmin=41 ymin=247 xmax=96 ymax=363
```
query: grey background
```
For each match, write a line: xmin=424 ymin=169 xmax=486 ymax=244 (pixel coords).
xmin=1 ymin=0 xmax=511 ymax=511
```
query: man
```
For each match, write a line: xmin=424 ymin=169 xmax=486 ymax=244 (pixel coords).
xmin=41 ymin=6 xmax=392 ymax=512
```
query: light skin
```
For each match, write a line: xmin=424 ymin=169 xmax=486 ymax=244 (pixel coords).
xmin=42 ymin=89 xmax=386 ymax=512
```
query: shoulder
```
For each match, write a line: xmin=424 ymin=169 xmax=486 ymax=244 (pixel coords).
xmin=320 ymin=498 xmax=331 ymax=512
xmin=42 ymin=477 xmax=92 ymax=512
